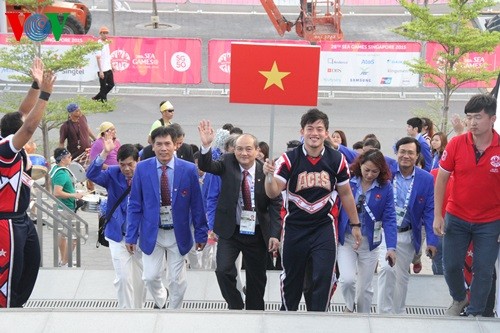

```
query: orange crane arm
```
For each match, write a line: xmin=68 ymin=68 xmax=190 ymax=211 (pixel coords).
xmin=260 ymin=0 xmax=293 ymax=37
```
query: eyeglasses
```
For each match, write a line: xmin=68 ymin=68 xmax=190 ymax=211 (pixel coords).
xmin=356 ymin=194 xmax=366 ymax=214
xmin=398 ymin=149 xmax=417 ymax=157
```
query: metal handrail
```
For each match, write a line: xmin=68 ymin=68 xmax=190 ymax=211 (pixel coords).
xmin=31 ymin=182 xmax=89 ymax=268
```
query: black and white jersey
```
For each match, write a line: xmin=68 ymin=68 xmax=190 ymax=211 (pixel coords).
xmin=0 ymin=135 xmax=31 ymax=213
xmin=275 ymin=145 xmax=349 ymax=226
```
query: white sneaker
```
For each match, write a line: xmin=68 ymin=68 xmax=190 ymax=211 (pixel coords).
xmin=445 ymin=298 xmax=469 ymax=316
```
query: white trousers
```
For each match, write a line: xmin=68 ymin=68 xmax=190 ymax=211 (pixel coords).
xmin=107 ymin=237 xmax=146 ymax=309
xmin=142 ymin=229 xmax=187 ymax=309
xmin=338 ymin=235 xmax=379 ymax=313
xmin=377 ymin=229 xmax=415 ymax=314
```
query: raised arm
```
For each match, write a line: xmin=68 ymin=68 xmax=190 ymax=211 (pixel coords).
xmin=12 ymin=67 xmax=56 ymax=151
xmin=18 ymin=57 xmax=44 ymax=117
xmin=198 ymin=120 xmax=215 ymax=149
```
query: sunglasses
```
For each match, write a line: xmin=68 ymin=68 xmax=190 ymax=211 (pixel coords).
xmin=161 ymin=109 xmax=174 ymax=113
xmin=356 ymin=194 xmax=366 ymax=214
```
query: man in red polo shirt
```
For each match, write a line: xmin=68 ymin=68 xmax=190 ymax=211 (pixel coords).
xmin=434 ymin=94 xmax=500 ymax=317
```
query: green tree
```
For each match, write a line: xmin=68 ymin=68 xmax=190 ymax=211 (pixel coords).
xmin=0 ymin=36 xmax=113 ymax=165
xmin=395 ymin=0 xmax=500 ymax=132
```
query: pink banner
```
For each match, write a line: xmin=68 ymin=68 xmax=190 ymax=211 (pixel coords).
xmin=319 ymin=41 xmax=421 ymax=52
xmin=188 ymin=0 xmax=260 ymax=4
xmin=342 ymin=0 xmax=448 ymax=5
xmin=187 ymin=0 xmax=447 ymax=5
xmin=110 ymin=37 xmax=202 ymax=84
xmin=128 ymin=0 xmax=186 ymax=2
xmin=208 ymin=39 xmax=309 ymax=84
xmin=424 ymin=42 xmax=500 ymax=88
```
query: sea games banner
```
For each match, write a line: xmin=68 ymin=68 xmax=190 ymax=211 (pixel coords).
xmin=317 ymin=41 xmax=421 ymax=87
xmin=110 ymin=37 xmax=202 ymax=84
xmin=0 ymin=35 xmax=202 ymax=84
xmin=424 ymin=42 xmax=500 ymax=89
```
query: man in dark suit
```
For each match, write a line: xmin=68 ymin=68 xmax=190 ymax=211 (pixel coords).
xmin=197 ymin=120 xmax=282 ymax=310
xmin=170 ymin=123 xmax=194 ymax=163
xmin=140 ymin=123 xmax=194 ymax=163
xmin=125 ymin=126 xmax=207 ymax=309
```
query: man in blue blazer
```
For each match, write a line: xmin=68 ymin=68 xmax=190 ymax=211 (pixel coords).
xmin=125 ymin=126 xmax=208 ymax=310
xmin=377 ymin=137 xmax=438 ymax=314
xmin=86 ymin=138 xmax=145 ymax=309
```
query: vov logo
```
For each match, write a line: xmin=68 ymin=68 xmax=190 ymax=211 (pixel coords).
xmin=5 ymin=12 xmax=70 ymax=42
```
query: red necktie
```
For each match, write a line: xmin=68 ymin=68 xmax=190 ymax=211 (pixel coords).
xmin=242 ymin=170 xmax=252 ymax=210
xmin=161 ymin=165 xmax=171 ymax=206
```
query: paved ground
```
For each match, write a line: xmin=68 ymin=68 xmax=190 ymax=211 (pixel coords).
xmin=38 ymin=201 xmax=436 ymax=274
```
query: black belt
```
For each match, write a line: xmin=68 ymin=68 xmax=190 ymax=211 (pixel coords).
xmin=0 ymin=212 xmax=27 ymax=220
xmin=159 ymin=225 xmax=174 ymax=230
xmin=397 ymin=225 xmax=412 ymax=233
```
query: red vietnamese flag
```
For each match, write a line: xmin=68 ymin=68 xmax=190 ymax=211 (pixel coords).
xmin=229 ymin=43 xmax=320 ymax=106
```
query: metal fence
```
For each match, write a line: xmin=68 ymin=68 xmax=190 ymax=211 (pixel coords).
xmin=31 ymin=182 xmax=89 ymax=268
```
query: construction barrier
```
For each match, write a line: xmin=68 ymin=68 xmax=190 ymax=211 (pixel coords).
xmin=158 ymin=0 xmax=448 ymax=6
xmin=1 ymin=35 xmax=498 ymax=87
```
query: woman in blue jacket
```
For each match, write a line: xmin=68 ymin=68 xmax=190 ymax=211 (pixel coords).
xmin=337 ymin=149 xmax=397 ymax=313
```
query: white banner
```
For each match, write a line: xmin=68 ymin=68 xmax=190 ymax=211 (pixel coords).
xmin=0 ymin=35 xmax=98 ymax=82
xmin=318 ymin=42 xmax=421 ymax=87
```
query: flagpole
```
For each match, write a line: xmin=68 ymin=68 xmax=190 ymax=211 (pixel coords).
xmin=269 ymin=104 xmax=275 ymax=160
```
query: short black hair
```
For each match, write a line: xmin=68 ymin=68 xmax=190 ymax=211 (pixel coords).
xmin=352 ymin=141 xmax=364 ymax=150
xmin=222 ymin=123 xmax=234 ymax=131
xmin=230 ymin=127 xmax=243 ymax=135
xmin=117 ymin=144 xmax=139 ymax=162
xmin=300 ymin=108 xmax=329 ymax=130
xmin=133 ymin=143 xmax=144 ymax=152
xmin=286 ymin=140 xmax=301 ymax=149
xmin=363 ymin=138 xmax=381 ymax=150
xmin=395 ymin=136 xmax=421 ymax=155
xmin=151 ymin=125 xmax=177 ymax=143
xmin=0 ymin=112 xmax=23 ymax=137
xmin=406 ymin=117 xmax=423 ymax=132
xmin=464 ymin=94 xmax=496 ymax=116
xmin=53 ymin=147 xmax=70 ymax=163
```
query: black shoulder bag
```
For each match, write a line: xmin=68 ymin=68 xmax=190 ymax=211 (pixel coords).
xmin=97 ymin=186 xmax=131 ymax=248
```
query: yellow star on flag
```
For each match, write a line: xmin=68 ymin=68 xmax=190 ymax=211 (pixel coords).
xmin=259 ymin=61 xmax=291 ymax=90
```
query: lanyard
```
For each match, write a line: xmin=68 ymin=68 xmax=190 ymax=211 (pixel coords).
xmin=362 ymin=201 xmax=377 ymax=224
xmin=393 ymin=175 xmax=414 ymax=213
xmin=356 ymin=185 xmax=377 ymax=224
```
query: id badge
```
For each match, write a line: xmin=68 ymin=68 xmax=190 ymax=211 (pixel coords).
xmin=395 ymin=207 xmax=405 ymax=227
xmin=160 ymin=205 xmax=173 ymax=226
xmin=373 ymin=221 xmax=382 ymax=244
xmin=240 ymin=210 xmax=256 ymax=235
